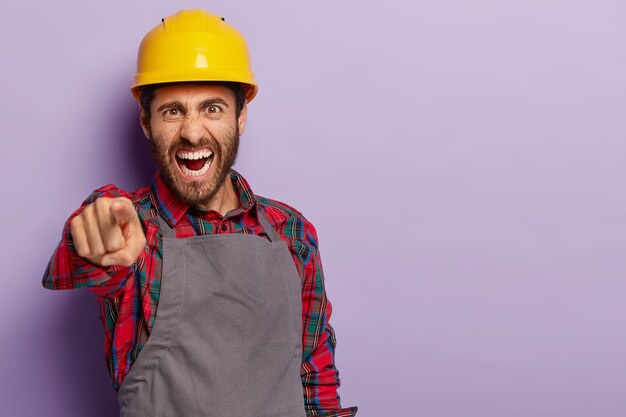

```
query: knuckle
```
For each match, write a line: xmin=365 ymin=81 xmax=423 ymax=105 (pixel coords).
xmin=115 ymin=197 xmax=129 ymax=208
xmin=84 ymin=207 xmax=97 ymax=223
xmin=104 ymin=238 xmax=123 ymax=252
xmin=91 ymin=246 xmax=106 ymax=256
xmin=94 ymin=199 xmax=107 ymax=216
xmin=81 ymin=205 xmax=93 ymax=218
xmin=95 ymin=198 xmax=113 ymax=215
xmin=70 ymin=214 xmax=82 ymax=227
xmin=95 ymin=197 xmax=107 ymax=208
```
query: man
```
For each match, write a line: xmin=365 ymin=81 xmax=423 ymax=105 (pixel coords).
xmin=43 ymin=9 xmax=357 ymax=417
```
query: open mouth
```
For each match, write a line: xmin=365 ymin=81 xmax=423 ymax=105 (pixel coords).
xmin=175 ymin=149 xmax=214 ymax=178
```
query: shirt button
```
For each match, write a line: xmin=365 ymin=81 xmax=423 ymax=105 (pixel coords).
xmin=221 ymin=224 xmax=227 ymax=232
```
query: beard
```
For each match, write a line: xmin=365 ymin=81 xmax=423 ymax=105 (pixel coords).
xmin=149 ymin=125 xmax=240 ymax=207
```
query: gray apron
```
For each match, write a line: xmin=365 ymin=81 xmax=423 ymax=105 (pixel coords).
xmin=118 ymin=210 xmax=307 ymax=417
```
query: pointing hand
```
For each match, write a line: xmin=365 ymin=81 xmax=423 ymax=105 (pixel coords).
xmin=70 ymin=197 xmax=146 ymax=267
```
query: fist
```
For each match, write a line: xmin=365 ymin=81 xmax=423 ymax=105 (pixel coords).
xmin=70 ymin=197 xmax=146 ymax=267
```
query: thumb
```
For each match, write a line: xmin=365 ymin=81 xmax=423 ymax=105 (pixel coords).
xmin=110 ymin=198 xmax=136 ymax=226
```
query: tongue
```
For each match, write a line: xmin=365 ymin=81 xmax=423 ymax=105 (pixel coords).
xmin=181 ymin=157 xmax=208 ymax=171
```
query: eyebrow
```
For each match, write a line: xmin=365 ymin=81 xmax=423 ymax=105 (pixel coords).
xmin=156 ymin=98 xmax=230 ymax=113
xmin=198 ymin=97 xmax=229 ymax=108
xmin=157 ymin=101 xmax=184 ymax=112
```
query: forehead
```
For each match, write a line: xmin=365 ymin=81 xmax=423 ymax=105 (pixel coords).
xmin=151 ymin=83 xmax=235 ymax=106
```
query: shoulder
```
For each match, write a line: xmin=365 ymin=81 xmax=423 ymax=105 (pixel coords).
xmin=83 ymin=184 xmax=152 ymax=211
xmin=256 ymin=195 xmax=305 ymax=223
xmin=256 ymin=195 xmax=320 ymax=250
xmin=81 ymin=184 xmax=154 ymax=227
xmin=83 ymin=184 xmax=149 ymax=202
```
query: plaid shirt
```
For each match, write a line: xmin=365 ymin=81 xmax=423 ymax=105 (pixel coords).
xmin=43 ymin=169 xmax=357 ymax=417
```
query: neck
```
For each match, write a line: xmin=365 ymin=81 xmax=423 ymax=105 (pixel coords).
xmin=197 ymin=177 xmax=239 ymax=216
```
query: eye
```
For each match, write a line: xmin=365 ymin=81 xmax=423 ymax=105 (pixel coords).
xmin=162 ymin=107 xmax=184 ymax=121
xmin=205 ymin=105 xmax=221 ymax=114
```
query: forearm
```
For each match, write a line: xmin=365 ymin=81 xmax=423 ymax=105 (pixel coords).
xmin=299 ymin=228 xmax=357 ymax=415
xmin=302 ymin=323 xmax=358 ymax=416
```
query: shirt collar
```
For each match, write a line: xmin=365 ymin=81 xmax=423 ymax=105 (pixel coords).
xmin=150 ymin=169 xmax=257 ymax=227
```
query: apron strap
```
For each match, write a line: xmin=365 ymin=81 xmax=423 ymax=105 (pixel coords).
xmin=257 ymin=209 xmax=282 ymax=243
xmin=157 ymin=214 xmax=177 ymax=239
xmin=156 ymin=208 xmax=282 ymax=243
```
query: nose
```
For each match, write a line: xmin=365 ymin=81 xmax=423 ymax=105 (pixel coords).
xmin=179 ymin=115 xmax=206 ymax=144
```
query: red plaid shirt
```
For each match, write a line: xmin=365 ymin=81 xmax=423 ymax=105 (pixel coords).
xmin=43 ymin=170 xmax=357 ymax=417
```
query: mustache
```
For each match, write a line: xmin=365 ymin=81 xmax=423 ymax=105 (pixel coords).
xmin=167 ymin=137 xmax=221 ymax=155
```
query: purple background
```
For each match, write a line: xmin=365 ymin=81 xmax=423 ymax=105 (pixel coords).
xmin=2 ymin=1 xmax=625 ymax=415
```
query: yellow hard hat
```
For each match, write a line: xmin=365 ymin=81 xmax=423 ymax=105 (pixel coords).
xmin=131 ymin=9 xmax=258 ymax=102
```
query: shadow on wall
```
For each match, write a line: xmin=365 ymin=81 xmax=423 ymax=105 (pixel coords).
xmin=105 ymin=90 xmax=158 ymax=190
xmin=120 ymin=106 xmax=158 ymax=189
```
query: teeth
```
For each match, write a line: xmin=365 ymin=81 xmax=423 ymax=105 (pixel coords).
xmin=180 ymin=157 xmax=212 ymax=177
xmin=176 ymin=150 xmax=213 ymax=160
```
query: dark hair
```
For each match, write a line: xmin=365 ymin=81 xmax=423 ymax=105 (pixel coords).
xmin=139 ymin=81 xmax=247 ymax=121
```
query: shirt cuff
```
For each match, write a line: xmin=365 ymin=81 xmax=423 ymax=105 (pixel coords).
xmin=308 ymin=406 xmax=358 ymax=417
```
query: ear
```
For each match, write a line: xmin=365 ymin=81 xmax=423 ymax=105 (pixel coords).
xmin=237 ymin=103 xmax=248 ymax=136
xmin=139 ymin=107 xmax=150 ymax=139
